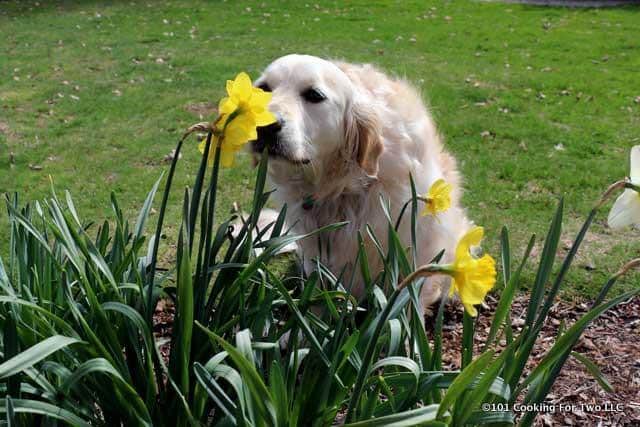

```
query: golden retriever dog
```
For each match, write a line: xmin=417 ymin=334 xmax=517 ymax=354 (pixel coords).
xmin=251 ymin=54 xmax=471 ymax=315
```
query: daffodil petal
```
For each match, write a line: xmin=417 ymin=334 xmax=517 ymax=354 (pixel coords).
xmin=223 ymin=128 xmax=249 ymax=147
xmin=197 ymin=139 xmax=207 ymax=154
xmin=608 ymin=189 xmax=640 ymax=229
xmin=630 ymin=145 xmax=640 ymax=183
xmin=455 ymin=226 xmax=484 ymax=261
xmin=458 ymin=280 xmax=489 ymax=305
xmin=253 ymin=110 xmax=277 ymax=127
xmin=226 ymin=80 xmax=235 ymax=97
xmin=429 ymin=179 xmax=451 ymax=198
xmin=249 ymin=89 xmax=272 ymax=110
xmin=219 ymin=97 xmax=237 ymax=116
xmin=220 ymin=148 xmax=237 ymax=168
xmin=225 ymin=115 xmax=256 ymax=145
xmin=463 ymin=303 xmax=478 ymax=317
xmin=232 ymin=72 xmax=253 ymax=101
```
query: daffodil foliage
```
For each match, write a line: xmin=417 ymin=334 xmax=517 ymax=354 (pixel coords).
xmin=1 ymin=84 xmax=637 ymax=427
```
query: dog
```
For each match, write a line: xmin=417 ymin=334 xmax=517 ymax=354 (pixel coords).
xmin=251 ymin=54 xmax=471 ymax=315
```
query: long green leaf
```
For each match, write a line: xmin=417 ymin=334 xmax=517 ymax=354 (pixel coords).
xmin=484 ymin=234 xmax=535 ymax=351
xmin=524 ymin=198 xmax=563 ymax=326
xmin=196 ymin=324 xmax=276 ymax=425
xmin=0 ymin=398 xmax=90 ymax=426
xmin=0 ymin=336 xmax=82 ymax=379
xmin=570 ymin=351 xmax=613 ymax=392
xmin=344 ymin=404 xmax=444 ymax=427
xmin=436 ymin=350 xmax=495 ymax=419
xmin=518 ymin=288 xmax=639 ymax=394
xmin=175 ymin=227 xmax=193 ymax=397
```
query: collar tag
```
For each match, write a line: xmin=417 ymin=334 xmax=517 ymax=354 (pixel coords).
xmin=302 ymin=194 xmax=315 ymax=210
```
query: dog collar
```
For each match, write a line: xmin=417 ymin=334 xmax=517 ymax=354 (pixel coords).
xmin=302 ymin=194 xmax=315 ymax=210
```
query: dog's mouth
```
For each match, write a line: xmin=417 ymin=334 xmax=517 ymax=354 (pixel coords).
xmin=251 ymin=137 xmax=310 ymax=165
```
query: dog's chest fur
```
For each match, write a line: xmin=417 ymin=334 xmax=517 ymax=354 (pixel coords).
xmin=273 ymin=175 xmax=388 ymax=278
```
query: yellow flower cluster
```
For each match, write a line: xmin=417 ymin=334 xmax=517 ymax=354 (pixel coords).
xmin=419 ymin=179 xmax=495 ymax=316
xmin=199 ymin=72 xmax=276 ymax=167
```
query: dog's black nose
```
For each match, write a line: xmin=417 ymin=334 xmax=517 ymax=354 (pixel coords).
xmin=253 ymin=119 xmax=283 ymax=154
xmin=257 ymin=120 xmax=282 ymax=137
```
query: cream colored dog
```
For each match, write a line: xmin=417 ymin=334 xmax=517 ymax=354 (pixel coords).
xmin=251 ymin=54 xmax=471 ymax=314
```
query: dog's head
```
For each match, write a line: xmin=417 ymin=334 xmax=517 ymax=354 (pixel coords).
xmin=252 ymin=54 xmax=383 ymax=178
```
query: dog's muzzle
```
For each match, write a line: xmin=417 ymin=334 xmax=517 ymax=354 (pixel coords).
xmin=252 ymin=120 xmax=285 ymax=156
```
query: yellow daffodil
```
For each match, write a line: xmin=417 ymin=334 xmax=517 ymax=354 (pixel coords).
xmin=608 ymin=145 xmax=640 ymax=229
xmin=198 ymin=135 xmax=241 ymax=168
xmin=421 ymin=179 xmax=452 ymax=216
xmin=199 ymin=72 xmax=277 ymax=167
xmin=444 ymin=226 xmax=496 ymax=316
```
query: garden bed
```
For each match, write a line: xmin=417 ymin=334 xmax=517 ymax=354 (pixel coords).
xmin=153 ymin=292 xmax=640 ymax=425
xmin=435 ymin=295 xmax=640 ymax=426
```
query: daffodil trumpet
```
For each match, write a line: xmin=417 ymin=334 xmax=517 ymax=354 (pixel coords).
xmin=397 ymin=226 xmax=497 ymax=317
xmin=606 ymin=145 xmax=640 ymax=229
xmin=420 ymin=179 xmax=453 ymax=217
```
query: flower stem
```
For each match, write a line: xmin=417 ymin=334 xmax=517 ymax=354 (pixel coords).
xmin=396 ymin=264 xmax=446 ymax=292
xmin=595 ymin=179 xmax=628 ymax=209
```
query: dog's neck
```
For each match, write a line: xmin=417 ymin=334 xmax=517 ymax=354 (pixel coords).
xmin=268 ymin=158 xmax=378 ymax=212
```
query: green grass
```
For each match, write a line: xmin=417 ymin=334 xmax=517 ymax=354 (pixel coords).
xmin=1 ymin=0 xmax=639 ymax=297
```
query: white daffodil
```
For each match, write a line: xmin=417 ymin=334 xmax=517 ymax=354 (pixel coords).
xmin=608 ymin=145 xmax=640 ymax=229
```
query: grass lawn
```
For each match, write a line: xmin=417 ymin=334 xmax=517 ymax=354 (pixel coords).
xmin=1 ymin=0 xmax=639 ymax=298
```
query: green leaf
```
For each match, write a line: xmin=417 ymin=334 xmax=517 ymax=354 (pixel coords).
xmin=500 ymin=226 xmax=511 ymax=286
xmin=134 ymin=173 xmax=163 ymax=241
xmin=518 ymin=288 xmax=639 ymax=394
xmin=0 ymin=336 xmax=82 ymax=379
xmin=484 ymin=234 xmax=535 ymax=351
xmin=267 ymin=269 xmax=332 ymax=368
xmin=147 ymin=136 xmax=186 ymax=320
xmin=0 ymin=398 xmax=90 ymax=427
xmin=5 ymin=396 xmax=15 ymax=427
xmin=465 ymin=410 xmax=514 ymax=425
xmin=436 ymin=350 xmax=495 ymax=419
xmin=344 ymin=404 xmax=444 ymax=426
xmin=196 ymin=324 xmax=276 ymax=425
xmin=456 ymin=342 xmax=516 ymax=425
xmin=61 ymin=358 xmax=152 ymax=424
xmin=570 ymin=351 xmax=613 ymax=392
xmin=370 ymin=357 xmax=421 ymax=383
xmin=269 ymin=360 xmax=289 ymax=426
xmin=461 ymin=311 xmax=475 ymax=369
xmin=193 ymin=362 xmax=238 ymax=424
xmin=525 ymin=198 xmax=563 ymax=326
xmin=174 ymin=227 xmax=194 ymax=397
xmin=533 ymin=207 xmax=598 ymax=331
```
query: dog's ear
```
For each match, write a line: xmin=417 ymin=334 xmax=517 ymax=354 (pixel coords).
xmin=344 ymin=100 xmax=384 ymax=178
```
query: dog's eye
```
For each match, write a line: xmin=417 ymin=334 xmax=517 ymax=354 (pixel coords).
xmin=301 ymin=88 xmax=326 ymax=103
xmin=257 ymin=82 xmax=271 ymax=92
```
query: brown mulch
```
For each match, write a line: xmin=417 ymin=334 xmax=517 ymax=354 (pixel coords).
xmin=434 ymin=295 xmax=640 ymax=426
xmin=153 ymin=298 xmax=175 ymax=363
xmin=153 ymin=295 xmax=640 ymax=426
